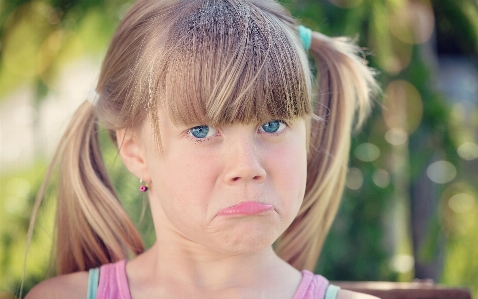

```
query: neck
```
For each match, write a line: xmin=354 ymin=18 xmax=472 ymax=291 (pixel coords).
xmin=129 ymin=242 xmax=301 ymax=299
xmin=149 ymin=225 xmax=284 ymax=288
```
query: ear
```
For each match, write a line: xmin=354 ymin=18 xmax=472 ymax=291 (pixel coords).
xmin=116 ymin=128 xmax=151 ymax=182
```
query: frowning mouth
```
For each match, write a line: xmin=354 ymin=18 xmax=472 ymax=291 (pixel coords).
xmin=217 ymin=201 xmax=274 ymax=216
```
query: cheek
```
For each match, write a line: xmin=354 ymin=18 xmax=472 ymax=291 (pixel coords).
xmin=267 ymin=141 xmax=308 ymax=217
xmin=153 ymin=149 xmax=218 ymax=218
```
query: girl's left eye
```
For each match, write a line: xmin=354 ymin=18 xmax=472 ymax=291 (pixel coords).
xmin=188 ymin=125 xmax=218 ymax=139
xmin=258 ymin=120 xmax=287 ymax=134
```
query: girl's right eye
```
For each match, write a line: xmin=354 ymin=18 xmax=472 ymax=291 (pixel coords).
xmin=258 ymin=120 xmax=287 ymax=134
xmin=188 ymin=125 xmax=218 ymax=139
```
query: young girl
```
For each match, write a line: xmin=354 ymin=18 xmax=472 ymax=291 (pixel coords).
xmin=26 ymin=0 xmax=379 ymax=298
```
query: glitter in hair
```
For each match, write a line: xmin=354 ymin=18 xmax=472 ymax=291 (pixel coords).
xmin=118 ymin=0 xmax=312 ymax=134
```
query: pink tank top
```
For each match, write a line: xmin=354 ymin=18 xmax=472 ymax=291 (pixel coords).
xmin=89 ymin=260 xmax=335 ymax=299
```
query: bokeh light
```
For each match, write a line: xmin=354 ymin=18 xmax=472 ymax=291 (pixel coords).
xmin=457 ymin=142 xmax=478 ymax=160
xmin=390 ymin=254 xmax=415 ymax=273
xmin=383 ymin=80 xmax=423 ymax=133
xmin=388 ymin=0 xmax=434 ymax=45
xmin=448 ymin=193 xmax=475 ymax=214
xmin=346 ymin=167 xmax=364 ymax=190
xmin=373 ymin=169 xmax=391 ymax=188
xmin=426 ymin=161 xmax=457 ymax=184
xmin=354 ymin=143 xmax=380 ymax=162
xmin=385 ymin=128 xmax=408 ymax=146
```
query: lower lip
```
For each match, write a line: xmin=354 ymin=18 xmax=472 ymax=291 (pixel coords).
xmin=218 ymin=202 xmax=274 ymax=216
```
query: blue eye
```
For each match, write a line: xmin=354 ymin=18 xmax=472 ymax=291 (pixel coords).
xmin=189 ymin=125 xmax=217 ymax=139
xmin=259 ymin=120 xmax=286 ymax=133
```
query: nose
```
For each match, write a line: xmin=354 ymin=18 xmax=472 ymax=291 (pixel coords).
xmin=223 ymin=136 xmax=266 ymax=185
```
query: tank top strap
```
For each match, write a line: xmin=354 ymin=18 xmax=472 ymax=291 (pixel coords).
xmin=325 ymin=284 xmax=340 ymax=299
xmin=87 ymin=267 xmax=99 ymax=299
xmin=293 ymin=270 xmax=330 ymax=299
xmin=94 ymin=260 xmax=131 ymax=299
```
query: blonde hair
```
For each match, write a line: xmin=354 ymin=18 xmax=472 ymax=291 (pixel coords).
xmin=28 ymin=0 xmax=378 ymax=277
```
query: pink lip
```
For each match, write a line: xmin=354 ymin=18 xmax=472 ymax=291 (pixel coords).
xmin=218 ymin=201 xmax=273 ymax=216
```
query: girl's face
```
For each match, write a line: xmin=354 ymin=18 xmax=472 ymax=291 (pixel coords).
xmin=139 ymin=108 xmax=308 ymax=254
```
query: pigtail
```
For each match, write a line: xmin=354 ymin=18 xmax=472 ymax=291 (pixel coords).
xmin=29 ymin=101 xmax=144 ymax=275
xmin=275 ymin=31 xmax=378 ymax=271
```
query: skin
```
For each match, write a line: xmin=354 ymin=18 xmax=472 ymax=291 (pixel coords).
xmin=123 ymin=109 xmax=308 ymax=298
xmin=26 ymin=108 xmax=379 ymax=299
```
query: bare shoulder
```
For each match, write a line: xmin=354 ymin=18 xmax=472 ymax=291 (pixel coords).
xmin=337 ymin=289 xmax=380 ymax=299
xmin=25 ymin=271 xmax=88 ymax=299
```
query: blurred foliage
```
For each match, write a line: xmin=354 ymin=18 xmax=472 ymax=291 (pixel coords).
xmin=0 ymin=0 xmax=125 ymax=101
xmin=1 ymin=0 xmax=478 ymax=298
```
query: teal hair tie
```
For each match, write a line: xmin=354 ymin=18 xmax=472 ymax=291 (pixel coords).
xmin=298 ymin=25 xmax=312 ymax=52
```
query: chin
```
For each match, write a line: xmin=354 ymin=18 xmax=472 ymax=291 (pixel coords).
xmin=218 ymin=237 xmax=275 ymax=255
xmin=211 ymin=220 xmax=284 ymax=254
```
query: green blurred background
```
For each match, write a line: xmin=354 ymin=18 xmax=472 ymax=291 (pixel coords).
xmin=1 ymin=0 xmax=477 ymax=298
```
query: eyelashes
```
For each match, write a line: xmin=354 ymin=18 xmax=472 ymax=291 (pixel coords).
xmin=186 ymin=120 xmax=289 ymax=142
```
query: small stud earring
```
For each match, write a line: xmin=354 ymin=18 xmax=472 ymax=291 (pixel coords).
xmin=140 ymin=178 xmax=149 ymax=192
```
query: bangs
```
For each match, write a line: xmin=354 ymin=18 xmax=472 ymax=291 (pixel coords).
xmin=153 ymin=0 xmax=312 ymax=127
